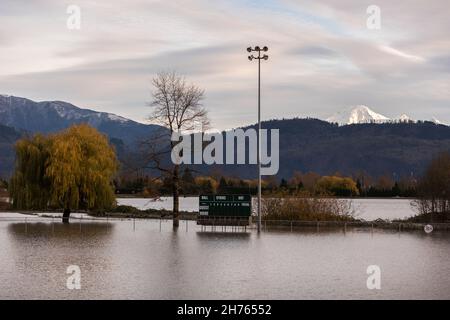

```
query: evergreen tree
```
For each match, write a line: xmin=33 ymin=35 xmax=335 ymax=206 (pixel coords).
xmin=279 ymin=178 xmax=288 ymax=189
xmin=182 ymin=167 xmax=195 ymax=184
xmin=218 ymin=176 xmax=228 ymax=194
xmin=204 ymin=180 xmax=214 ymax=194
xmin=181 ymin=167 xmax=196 ymax=195
xmin=391 ymin=182 xmax=401 ymax=197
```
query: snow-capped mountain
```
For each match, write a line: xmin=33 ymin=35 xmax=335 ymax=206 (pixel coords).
xmin=326 ymin=105 xmax=390 ymax=125
xmin=0 ymin=95 xmax=161 ymax=144
xmin=326 ymin=105 xmax=449 ymax=126
xmin=431 ymin=117 xmax=443 ymax=125
xmin=397 ymin=114 xmax=414 ymax=123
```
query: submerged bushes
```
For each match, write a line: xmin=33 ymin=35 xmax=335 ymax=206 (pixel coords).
xmin=261 ymin=196 xmax=355 ymax=221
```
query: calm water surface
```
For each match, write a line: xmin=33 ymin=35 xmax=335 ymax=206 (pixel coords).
xmin=0 ymin=216 xmax=449 ymax=299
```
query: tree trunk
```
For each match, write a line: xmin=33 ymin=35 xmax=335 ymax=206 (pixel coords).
xmin=62 ymin=208 xmax=71 ymax=223
xmin=172 ymin=165 xmax=180 ymax=229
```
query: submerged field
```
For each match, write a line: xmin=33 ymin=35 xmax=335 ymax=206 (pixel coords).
xmin=0 ymin=217 xmax=449 ymax=299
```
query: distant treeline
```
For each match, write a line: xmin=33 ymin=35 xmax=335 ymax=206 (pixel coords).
xmin=114 ymin=167 xmax=418 ymax=198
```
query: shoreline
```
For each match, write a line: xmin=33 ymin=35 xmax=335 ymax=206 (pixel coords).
xmin=1 ymin=209 xmax=449 ymax=232
xmin=115 ymin=195 xmax=417 ymax=200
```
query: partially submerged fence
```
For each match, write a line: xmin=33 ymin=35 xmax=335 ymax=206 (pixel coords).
xmin=1 ymin=215 xmax=449 ymax=233
xmin=255 ymin=219 xmax=450 ymax=232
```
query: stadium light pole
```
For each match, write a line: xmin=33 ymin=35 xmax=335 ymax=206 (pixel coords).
xmin=247 ymin=46 xmax=269 ymax=233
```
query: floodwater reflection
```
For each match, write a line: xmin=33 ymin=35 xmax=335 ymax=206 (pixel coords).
xmin=7 ymin=221 xmax=114 ymax=239
xmin=0 ymin=219 xmax=449 ymax=299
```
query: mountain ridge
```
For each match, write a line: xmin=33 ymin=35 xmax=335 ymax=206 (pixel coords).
xmin=215 ymin=118 xmax=450 ymax=179
xmin=0 ymin=95 xmax=160 ymax=144
xmin=0 ymin=124 xmax=22 ymax=177
xmin=1 ymin=95 xmax=449 ymax=180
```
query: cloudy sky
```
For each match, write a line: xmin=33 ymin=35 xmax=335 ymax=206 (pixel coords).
xmin=0 ymin=0 xmax=449 ymax=129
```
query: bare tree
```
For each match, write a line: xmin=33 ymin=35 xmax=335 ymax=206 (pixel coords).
xmin=412 ymin=152 xmax=450 ymax=222
xmin=147 ymin=71 xmax=209 ymax=229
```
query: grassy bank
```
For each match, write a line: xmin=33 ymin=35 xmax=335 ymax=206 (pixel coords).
xmin=96 ymin=205 xmax=197 ymax=220
xmin=0 ymin=204 xmax=197 ymax=220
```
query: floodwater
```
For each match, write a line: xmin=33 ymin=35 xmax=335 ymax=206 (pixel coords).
xmin=118 ymin=197 xmax=417 ymax=221
xmin=0 ymin=216 xmax=449 ymax=299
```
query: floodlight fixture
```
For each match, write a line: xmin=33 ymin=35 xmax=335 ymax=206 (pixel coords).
xmin=245 ymin=45 xmax=269 ymax=234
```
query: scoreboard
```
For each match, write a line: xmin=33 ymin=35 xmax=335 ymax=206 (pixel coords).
xmin=199 ymin=195 xmax=252 ymax=217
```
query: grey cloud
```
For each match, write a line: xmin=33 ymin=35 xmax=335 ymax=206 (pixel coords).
xmin=0 ymin=0 xmax=449 ymax=128
xmin=290 ymin=46 xmax=338 ymax=57
xmin=429 ymin=55 xmax=450 ymax=73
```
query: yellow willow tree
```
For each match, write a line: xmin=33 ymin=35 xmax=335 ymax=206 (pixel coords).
xmin=10 ymin=124 xmax=118 ymax=223
xmin=10 ymin=134 xmax=51 ymax=209
xmin=46 ymin=124 xmax=119 ymax=222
